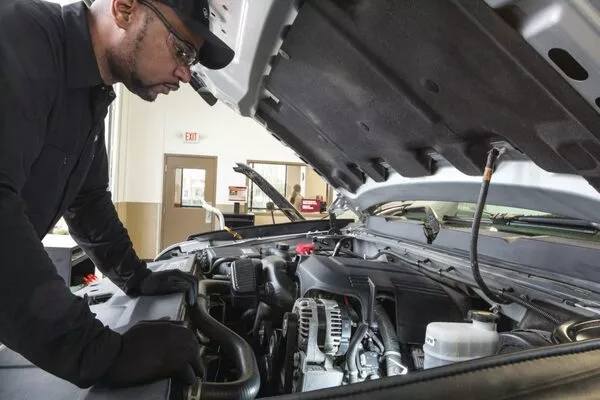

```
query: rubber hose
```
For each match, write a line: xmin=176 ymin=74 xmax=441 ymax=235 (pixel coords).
xmin=470 ymin=148 xmax=509 ymax=304
xmin=368 ymin=330 xmax=385 ymax=354
xmin=209 ymin=257 xmax=239 ymax=274
xmin=189 ymin=280 xmax=261 ymax=400
xmin=251 ymin=302 xmax=271 ymax=337
xmin=500 ymin=290 xmax=562 ymax=325
xmin=347 ymin=323 xmax=369 ymax=383
xmin=262 ymin=256 xmax=295 ymax=310
xmin=374 ymin=303 xmax=404 ymax=377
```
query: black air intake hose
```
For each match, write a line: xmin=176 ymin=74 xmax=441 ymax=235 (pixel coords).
xmin=262 ymin=256 xmax=295 ymax=310
xmin=189 ymin=280 xmax=261 ymax=400
xmin=209 ymin=257 xmax=239 ymax=274
xmin=374 ymin=303 xmax=405 ymax=377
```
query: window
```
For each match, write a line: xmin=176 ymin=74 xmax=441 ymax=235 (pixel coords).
xmin=247 ymin=161 xmax=333 ymax=212
xmin=248 ymin=163 xmax=290 ymax=210
xmin=174 ymin=168 xmax=206 ymax=207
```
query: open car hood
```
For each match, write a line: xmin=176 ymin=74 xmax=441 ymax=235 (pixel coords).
xmin=194 ymin=0 xmax=600 ymax=220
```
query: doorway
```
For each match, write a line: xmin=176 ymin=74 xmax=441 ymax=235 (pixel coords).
xmin=161 ymin=155 xmax=218 ymax=250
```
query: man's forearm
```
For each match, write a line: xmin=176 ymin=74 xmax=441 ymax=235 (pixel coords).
xmin=64 ymin=188 xmax=150 ymax=294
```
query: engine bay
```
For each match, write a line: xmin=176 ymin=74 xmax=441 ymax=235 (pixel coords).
xmin=180 ymin=232 xmax=594 ymax=399
xmin=3 ymin=230 xmax=600 ymax=400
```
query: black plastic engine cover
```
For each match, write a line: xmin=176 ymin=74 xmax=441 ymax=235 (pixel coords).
xmin=296 ymin=255 xmax=464 ymax=344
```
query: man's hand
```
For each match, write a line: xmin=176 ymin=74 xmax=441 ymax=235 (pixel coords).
xmin=100 ymin=321 xmax=202 ymax=388
xmin=138 ymin=270 xmax=199 ymax=306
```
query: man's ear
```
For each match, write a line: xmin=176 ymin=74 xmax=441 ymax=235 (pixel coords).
xmin=111 ymin=0 xmax=139 ymax=29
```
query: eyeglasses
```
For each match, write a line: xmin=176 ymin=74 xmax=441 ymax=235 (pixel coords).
xmin=138 ymin=0 xmax=199 ymax=66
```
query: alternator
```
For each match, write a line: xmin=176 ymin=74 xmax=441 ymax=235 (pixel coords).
xmin=294 ymin=298 xmax=351 ymax=362
xmin=291 ymin=298 xmax=352 ymax=392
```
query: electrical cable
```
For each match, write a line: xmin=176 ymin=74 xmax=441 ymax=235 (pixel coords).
xmin=470 ymin=148 xmax=510 ymax=304
xmin=500 ymin=290 xmax=562 ymax=325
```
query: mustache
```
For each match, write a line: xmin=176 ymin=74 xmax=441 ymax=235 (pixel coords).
xmin=163 ymin=82 xmax=180 ymax=90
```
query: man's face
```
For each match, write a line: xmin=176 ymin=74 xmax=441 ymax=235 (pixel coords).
xmin=108 ymin=0 xmax=205 ymax=102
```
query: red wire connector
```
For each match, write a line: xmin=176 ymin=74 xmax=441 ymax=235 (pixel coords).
xmin=296 ymin=243 xmax=316 ymax=255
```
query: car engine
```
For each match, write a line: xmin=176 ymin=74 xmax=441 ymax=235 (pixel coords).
xmin=180 ymin=234 xmax=567 ymax=399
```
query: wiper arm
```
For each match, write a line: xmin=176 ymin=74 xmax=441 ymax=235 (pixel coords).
xmin=491 ymin=214 xmax=600 ymax=234
xmin=444 ymin=214 xmax=599 ymax=235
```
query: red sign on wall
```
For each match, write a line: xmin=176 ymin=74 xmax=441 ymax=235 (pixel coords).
xmin=301 ymin=199 xmax=321 ymax=213
xmin=184 ymin=132 xmax=200 ymax=143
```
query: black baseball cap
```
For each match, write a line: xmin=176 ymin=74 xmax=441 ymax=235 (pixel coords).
xmin=155 ymin=0 xmax=234 ymax=70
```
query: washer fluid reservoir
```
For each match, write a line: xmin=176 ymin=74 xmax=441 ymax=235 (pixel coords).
xmin=423 ymin=310 xmax=499 ymax=369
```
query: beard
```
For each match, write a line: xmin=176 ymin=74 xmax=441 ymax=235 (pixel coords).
xmin=106 ymin=17 xmax=165 ymax=102
xmin=123 ymin=68 xmax=161 ymax=102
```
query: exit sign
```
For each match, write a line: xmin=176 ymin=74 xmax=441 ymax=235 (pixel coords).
xmin=183 ymin=132 xmax=200 ymax=143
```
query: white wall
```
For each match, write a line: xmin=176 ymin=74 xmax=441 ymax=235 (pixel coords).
xmin=114 ymin=83 xmax=302 ymax=205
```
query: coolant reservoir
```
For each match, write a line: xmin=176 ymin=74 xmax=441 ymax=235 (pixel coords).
xmin=423 ymin=310 xmax=499 ymax=369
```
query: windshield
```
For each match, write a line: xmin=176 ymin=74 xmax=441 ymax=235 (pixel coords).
xmin=371 ymin=201 xmax=600 ymax=243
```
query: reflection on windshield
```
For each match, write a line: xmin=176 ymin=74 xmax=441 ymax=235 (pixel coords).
xmin=374 ymin=201 xmax=551 ymax=218
xmin=456 ymin=203 xmax=551 ymax=218
xmin=373 ymin=201 xmax=599 ymax=242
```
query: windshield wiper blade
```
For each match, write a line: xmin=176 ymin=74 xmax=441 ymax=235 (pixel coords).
xmin=445 ymin=215 xmax=600 ymax=235
xmin=491 ymin=214 xmax=600 ymax=231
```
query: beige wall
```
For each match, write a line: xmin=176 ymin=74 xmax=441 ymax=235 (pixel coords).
xmin=305 ymin=168 xmax=328 ymax=200
xmin=112 ymin=84 xmax=303 ymax=206
xmin=111 ymin=84 xmax=316 ymax=256
xmin=254 ymin=212 xmax=326 ymax=226
xmin=286 ymin=165 xmax=302 ymax=199
xmin=115 ymin=202 xmax=161 ymax=260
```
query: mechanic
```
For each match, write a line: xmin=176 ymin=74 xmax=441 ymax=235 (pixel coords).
xmin=0 ymin=0 xmax=233 ymax=389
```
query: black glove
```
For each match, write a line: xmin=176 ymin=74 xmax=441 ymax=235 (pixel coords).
xmin=138 ymin=270 xmax=199 ymax=306
xmin=100 ymin=321 xmax=202 ymax=388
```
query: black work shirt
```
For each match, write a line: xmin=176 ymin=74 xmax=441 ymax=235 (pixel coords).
xmin=0 ymin=0 xmax=150 ymax=387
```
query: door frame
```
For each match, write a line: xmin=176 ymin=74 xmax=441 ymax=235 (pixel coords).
xmin=160 ymin=154 xmax=218 ymax=250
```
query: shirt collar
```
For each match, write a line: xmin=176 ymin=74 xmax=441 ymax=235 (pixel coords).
xmin=62 ymin=1 xmax=104 ymax=89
